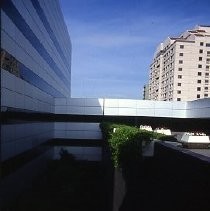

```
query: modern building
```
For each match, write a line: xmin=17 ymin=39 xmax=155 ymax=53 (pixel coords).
xmin=1 ymin=0 xmax=72 ymax=206
xmin=143 ymin=84 xmax=149 ymax=100
xmin=148 ymin=25 xmax=210 ymax=101
xmin=1 ymin=1 xmax=210 ymax=208
xmin=1 ymin=0 xmax=72 ymax=114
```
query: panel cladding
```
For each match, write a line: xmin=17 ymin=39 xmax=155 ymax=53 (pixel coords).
xmin=1 ymin=122 xmax=54 ymax=161
xmin=1 ymin=49 xmax=65 ymax=97
xmin=1 ymin=0 xmax=71 ymax=109
xmin=40 ymin=0 xmax=72 ymax=61
xmin=30 ymin=0 xmax=70 ymax=71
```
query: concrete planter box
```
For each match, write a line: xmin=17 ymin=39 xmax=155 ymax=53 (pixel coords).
xmin=181 ymin=133 xmax=210 ymax=149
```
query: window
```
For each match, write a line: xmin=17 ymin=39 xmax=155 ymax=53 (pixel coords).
xmin=179 ymin=60 xmax=183 ymax=64
xmin=204 ymin=87 xmax=208 ymax=90
xmin=198 ymin=72 xmax=202 ymax=76
xmin=197 ymin=87 xmax=201 ymax=91
xmin=179 ymin=53 xmax=183 ymax=56
xmin=204 ymin=94 xmax=208 ymax=97
xmin=178 ymin=67 xmax=182 ymax=71
xmin=205 ymin=80 xmax=209 ymax=83
xmin=198 ymin=64 xmax=202 ymax=68
xmin=178 ymin=83 xmax=181 ymax=86
xmin=200 ymin=42 xmax=204 ymax=46
xmin=180 ymin=45 xmax=184 ymax=49
xmin=177 ymin=90 xmax=181 ymax=94
xmin=197 ymin=80 xmax=201 ymax=83
xmin=206 ymin=66 xmax=209 ymax=70
xmin=197 ymin=94 xmax=200 ymax=99
xmin=199 ymin=49 xmax=203 ymax=53
xmin=178 ymin=75 xmax=182 ymax=79
xmin=199 ymin=57 xmax=202 ymax=61
xmin=205 ymin=73 xmax=209 ymax=76
xmin=177 ymin=98 xmax=181 ymax=101
xmin=206 ymin=43 xmax=210 ymax=47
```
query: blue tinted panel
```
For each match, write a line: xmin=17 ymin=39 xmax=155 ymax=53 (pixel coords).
xmin=1 ymin=48 xmax=64 ymax=97
xmin=19 ymin=63 xmax=64 ymax=97
xmin=2 ymin=0 xmax=70 ymax=88
xmin=31 ymin=0 xmax=71 ymax=72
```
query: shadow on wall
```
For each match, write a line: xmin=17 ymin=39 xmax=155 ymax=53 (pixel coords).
xmin=116 ymin=142 xmax=210 ymax=211
xmin=54 ymin=98 xmax=104 ymax=115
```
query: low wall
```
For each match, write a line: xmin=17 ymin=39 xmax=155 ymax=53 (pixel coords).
xmin=112 ymin=142 xmax=210 ymax=211
xmin=153 ymin=142 xmax=210 ymax=210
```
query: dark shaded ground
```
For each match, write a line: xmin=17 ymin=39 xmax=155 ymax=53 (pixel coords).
xmin=119 ymin=143 xmax=210 ymax=211
xmin=4 ymin=142 xmax=210 ymax=211
xmin=8 ymin=156 xmax=112 ymax=211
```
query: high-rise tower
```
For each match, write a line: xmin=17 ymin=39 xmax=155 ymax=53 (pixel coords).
xmin=149 ymin=25 xmax=210 ymax=101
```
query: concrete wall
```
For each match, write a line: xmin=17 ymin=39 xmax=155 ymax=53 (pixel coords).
xmin=1 ymin=122 xmax=54 ymax=161
xmin=54 ymin=122 xmax=102 ymax=140
xmin=54 ymin=97 xmax=210 ymax=119
xmin=186 ymin=98 xmax=210 ymax=118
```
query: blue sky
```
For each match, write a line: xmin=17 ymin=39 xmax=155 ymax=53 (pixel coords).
xmin=60 ymin=0 xmax=210 ymax=99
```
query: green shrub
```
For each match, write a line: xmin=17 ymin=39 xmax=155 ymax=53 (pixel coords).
xmin=100 ymin=123 xmax=154 ymax=168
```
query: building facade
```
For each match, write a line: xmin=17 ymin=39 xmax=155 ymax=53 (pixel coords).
xmin=1 ymin=1 xmax=72 ymax=205
xmin=1 ymin=2 xmax=210 ymax=208
xmin=1 ymin=0 xmax=72 ymax=113
xmin=143 ymin=84 xmax=149 ymax=100
xmin=148 ymin=25 xmax=210 ymax=101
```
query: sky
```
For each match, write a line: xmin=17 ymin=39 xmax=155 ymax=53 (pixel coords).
xmin=60 ymin=0 xmax=210 ymax=99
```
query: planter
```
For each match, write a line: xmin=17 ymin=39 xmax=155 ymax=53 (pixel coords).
xmin=113 ymin=168 xmax=126 ymax=211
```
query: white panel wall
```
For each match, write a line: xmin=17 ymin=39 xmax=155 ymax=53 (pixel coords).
xmin=1 ymin=123 xmax=54 ymax=161
xmin=53 ymin=97 xmax=210 ymax=119
xmin=186 ymin=98 xmax=210 ymax=118
xmin=54 ymin=98 xmax=104 ymax=115
xmin=1 ymin=13 xmax=69 ymax=97
xmin=54 ymin=122 xmax=102 ymax=140
xmin=1 ymin=69 xmax=54 ymax=112
xmin=104 ymin=99 xmax=186 ymax=118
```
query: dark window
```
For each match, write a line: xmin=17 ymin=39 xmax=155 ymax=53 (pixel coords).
xmin=200 ymin=42 xmax=204 ymax=46
xmin=198 ymin=72 xmax=202 ymax=76
xmin=0 ymin=49 xmax=64 ymax=97
xmin=206 ymin=43 xmax=210 ymax=47
xmin=204 ymin=87 xmax=208 ymax=90
xmin=178 ymin=75 xmax=182 ymax=79
xmin=177 ymin=98 xmax=181 ymax=101
xmin=205 ymin=80 xmax=209 ymax=83
xmin=179 ymin=53 xmax=183 ymax=56
xmin=199 ymin=57 xmax=202 ymax=61
xmin=177 ymin=90 xmax=181 ymax=94
xmin=180 ymin=45 xmax=184 ymax=49
xmin=204 ymin=94 xmax=208 ymax=97
xmin=178 ymin=83 xmax=181 ymax=86
xmin=197 ymin=87 xmax=201 ymax=91
xmin=197 ymin=80 xmax=201 ymax=83
xmin=205 ymin=73 xmax=209 ymax=76
xmin=198 ymin=64 xmax=202 ymax=68
xmin=179 ymin=60 xmax=183 ymax=64
xmin=178 ymin=67 xmax=182 ymax=71
xmin=197 ymin=94 xmax=200 ymax=98
xmin=199 ymin=49 xmax=203 ymax=53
